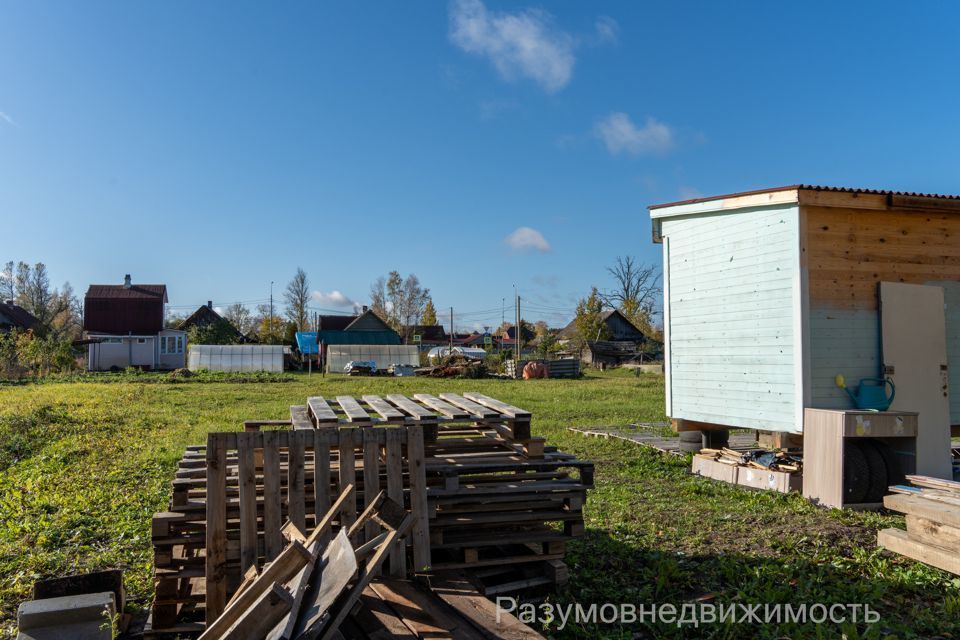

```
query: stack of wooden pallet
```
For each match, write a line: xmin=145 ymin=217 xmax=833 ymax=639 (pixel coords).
xmin=148 ymin=392 xmax=592 ymax=633
xmin=699 ymin=448 xmax=802 ymax=473
xmin=879 ymin=475 xmax=960 ymax=575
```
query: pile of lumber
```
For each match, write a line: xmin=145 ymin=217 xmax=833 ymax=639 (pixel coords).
xmin=147 ymin=392 xmax=592 ymax=633
xmin=879 ymin=475 xmax=960 ymax=576
xmin=699 ymin=448 xmax=802 ymax=473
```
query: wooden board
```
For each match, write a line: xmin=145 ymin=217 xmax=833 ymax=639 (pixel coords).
xmin=438 ymin=394 xmax=500 ymax=420
xmin=413 ymin=394 xmax=469 ymax=420
xmin=386 ymin=395 xmax=437 ymax=422
xmin=878 ymin=527 xmax=960 ymax=575
xmin=290 ymin=405 xmax=314 ymax=430
xmin=204 ymin=435 xmax=228 ymax=624
xmin=336 ymin=396 xmax=373 ymax=424
xmin=307 ymin=396 xmax=339 ymax=426
xmin=463 ymin=393 xmax=530 ymax=420
xmin=362 ymin=395 xmax=406 ymax=422
xmin=881 ymin=282 xmax=953 ymax=478
xmin=906 ymin=514 xmax=960 ymax=552
xmin=885 ymin=493 xmax=960 ymax=529
xmin=293 ymin=529 xmax=358 ymax=639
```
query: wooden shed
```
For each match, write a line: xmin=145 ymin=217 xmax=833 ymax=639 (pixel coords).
xmin=651 ymin=185 xmax=959 ymax=477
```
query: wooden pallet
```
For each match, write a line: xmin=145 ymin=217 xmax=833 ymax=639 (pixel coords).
xmin=148 ymin=392 xmax=592 ymax=634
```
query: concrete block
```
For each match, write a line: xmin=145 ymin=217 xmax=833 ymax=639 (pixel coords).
xmin=17 ymin=591 xmax=115 ymax=640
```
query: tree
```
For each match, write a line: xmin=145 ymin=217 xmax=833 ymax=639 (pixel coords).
xmin=8 ymin=261 xmax=80 ymax=340
xmin=187 ymin=321 xmax=241 ymax=346
xmin=603 ymin=256 xmax=660 ymax=334
xmin=534 ymin=320 xmax=550 ymax=337
xmin=283 ymin=267 xmax=310 ymax=332
xmin=421 ymin=298 xmax=438 ymax=326
xmin=223 ymin=303 xmax=254 ymax=336
xmin=254 ymin=304 xmax=286 ymax=344
xmin=574 ymin=287 xmax=609 ymax=350
xmin=0 ymin=262 xmax=13 ymax=301
xmin=368 ymin=271 xmax=430 ymax=342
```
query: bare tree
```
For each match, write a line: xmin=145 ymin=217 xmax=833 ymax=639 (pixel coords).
xmin=369 ymin=270 xmax=430 ymax=342
xmin=0 ymin=261 xmax=13 ymax=301
xmin=12 ymin=262 xmax=80 ymax=339
xmin=283 ymin=267 xmax=310 ymax=332
xmin=603 ymin=256 xmax=660 ymax=332
xmin=223 ymin=303 xmax=253 ymax=335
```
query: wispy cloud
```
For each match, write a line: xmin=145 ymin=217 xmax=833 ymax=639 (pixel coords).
xmin=312 ymin=290 xmax=360 ymax=310
xmin=505 ymin=227 xmax=552 ymax=253
xmin=448 ymin=0 xmax=575 ymax=92
xmin=593 ymin=16 xmax=620 ymax=45
xmin=0 ymin=112 xmax=19 ymax=128
xmin=594 ymin=113 xmax=674 ymax=155
xmin=678 ymin=186 xmax=703 ymax=200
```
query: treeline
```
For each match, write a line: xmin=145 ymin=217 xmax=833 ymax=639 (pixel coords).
xmin=1 ymin=261 xmax=83 ymax=378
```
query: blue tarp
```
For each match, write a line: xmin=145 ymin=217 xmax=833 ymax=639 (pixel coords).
xmin=295 ymin=330 xmax=402 ymax=354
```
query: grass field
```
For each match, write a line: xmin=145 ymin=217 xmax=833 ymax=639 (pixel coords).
xmin=1 ymin=370 xmax=958 ymax=638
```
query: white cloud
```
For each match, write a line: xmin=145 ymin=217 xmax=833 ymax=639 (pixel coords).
xmin=678 ymin=186 xmax=703 ymax=200
xmin=448 ymin=0 xmax=575 ymax=92
xmin=505 ymin=227 xmax=551 ymax=253
xmin=594 ymin=16 xmax=619 ymax=45
xmin=0 ymin=112 xmax=18 ymax=128
xmin=594 ymin=113 xmax=674 ymax=155
xmin=312 ymin=290 xmax=359 ymax=309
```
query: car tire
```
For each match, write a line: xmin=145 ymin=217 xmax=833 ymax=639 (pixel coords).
xmin=861 ymin=440 xmax=893 ymax=502
xmin=843 ymin=442 xmax=871 ymax=505
xmin=679 ymin=430 xmax=702 ymax=453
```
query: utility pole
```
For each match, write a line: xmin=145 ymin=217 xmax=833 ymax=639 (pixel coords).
xmin=269 ymin=281 xmax=274 ymax=343
xmin=515 ymin=290 xmax=521 ymax=373
xmin=449 ymin=307 xmax=454 ymax=354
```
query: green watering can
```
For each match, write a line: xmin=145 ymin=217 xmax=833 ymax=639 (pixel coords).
xmin=835 ymin=374 xmax=896 ymax=411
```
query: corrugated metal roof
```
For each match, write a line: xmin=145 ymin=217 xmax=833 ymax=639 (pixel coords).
xmin=85 ymin=284 xmax=167 ymax=300
xmin=648 ymin=184 xmax=960 ymax=210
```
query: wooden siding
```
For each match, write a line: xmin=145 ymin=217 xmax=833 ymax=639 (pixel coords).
xmin=661 ymin=204 xmax=800 ymax=431
xmin=804 ymin=206 xmax=960 ymax=422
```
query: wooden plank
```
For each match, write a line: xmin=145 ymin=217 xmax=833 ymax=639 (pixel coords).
xmin=369 ymin=579 xmax=486 ymax=640
xmin=237 ymin=432 xmax=259 ymax=575
xmin=204 ymin=434 xmax=228 ymax=624
xmin=263 ymin=429 xmax=284 ymax=561
xmin=288 ymin=431 xmax=307 ymax=532
xmin=318 ymin=517 xmax=412 ymax=640
xmin=362 ymin=428 xmax=382 ymax=543
xmin=385 ymin=428 xmax=407 ymax=578
xmin=357 ymin=586 xmax=417 ymax=639
xmin=885 ymin=493 xmax=960 ymax=528
xmin=413 ymin=394 xmax=469 ymax=419
xmin=290 ymin=405 xmax=314 ymax=431
xmin=362 ymin=395 xmax=406 ymax=422
xmin=906 ymin=514 xmax=960 ymax=552
xmin=438 ymin=393 xmax=500 ymax=420
xmin=906 ymin=475 xmax=960 ymax=494
xmin=407 ymin=423 xmax=431 ymax=573
xmin=878 ymin=527 xmax=960 ymax=575
xmin=339 ymin=429 xmax=359 ymax=529
xmin=307 ymin=396 xmax=339 ymax=426
xmin=385 ymin=395 xmax=437 ymax=422
xmin=313 ymin=432 xmax=332 ymax=539
xmin=220 ymin=583 xmax=294 ymax=640
xmin=429 ymin=575 xmax=545 ymax=640
xmin=200 ymin=541 xmax=311 ymax=639
xmin=462 ymin=393 xmax=530 ymax=420
xmin=337 ymin=395 xmax=373 ymax=424
xmin=294 ymin=529 xmax=360 ymax=640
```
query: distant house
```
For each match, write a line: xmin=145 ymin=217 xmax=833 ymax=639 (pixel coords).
xmin=295 ymin=309 xmax=401 ymax=354
xmin=0 ymin=301 xmax=39 ymax=334
xmin=178 ymin=301 xmax=250 ymax=343
xmin=559 ymin=309 xmax=660 ymax=366
xmin=83 ymin=274 xmax=186 ymax=371
xmin=411 ymin=325 xmax=447 ymax=346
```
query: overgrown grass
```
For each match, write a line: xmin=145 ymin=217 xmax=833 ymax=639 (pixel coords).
xmin=0 ymin=371 xmax=957 ymax=638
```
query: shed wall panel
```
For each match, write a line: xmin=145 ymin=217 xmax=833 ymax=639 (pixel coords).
xmin=805 ymin=206 xmax=960 ymax=422
xmin=661 ymin=204 xmax=800 ymax=431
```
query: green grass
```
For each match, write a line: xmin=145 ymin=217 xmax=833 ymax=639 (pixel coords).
xmin=0 ymin=370 xmax=957 ymax=638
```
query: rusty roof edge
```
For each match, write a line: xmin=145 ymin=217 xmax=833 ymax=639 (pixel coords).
xmin=648 ymin=184 xmax=960 ymax=210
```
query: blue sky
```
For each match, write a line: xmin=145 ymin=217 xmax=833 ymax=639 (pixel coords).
xmin=3 ymin=1 xmax=960 ymax=331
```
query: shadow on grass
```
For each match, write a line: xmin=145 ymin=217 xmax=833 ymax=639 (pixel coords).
xmin=542 ymin=528 xmax=960 ymax=639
